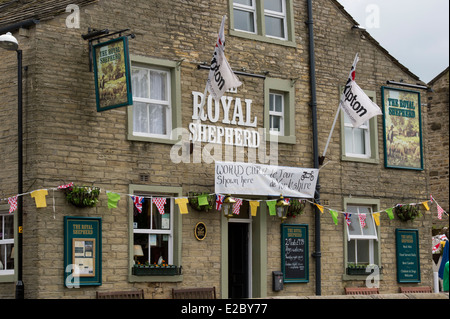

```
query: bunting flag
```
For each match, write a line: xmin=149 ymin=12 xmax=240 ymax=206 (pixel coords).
xmin=437 ymin=203 xmax=445 ymax=220
xmin=30 ymin=189 xmax=48 ymax=208
xmin=316 ymin=204 xmax=324 ymax=213
xmin=175 ymin=198 xmax=189 ymax=215
xmin=266 ymin=200 xmax=277 ymax=216
xmin=205 ymin=15 xmax=242 ymax=102
xmin=385 ymin=207 xmax=394 ymax=220
xmin=106 ymin=192 xmax=120 ymax=209
xmin=422 ymin=201 xmax=430 ymax=211
xmin=215 ymin=194 xmax=225 ymax=211
xmin=131 ymin=195 xmax=144 ymax=213
xmin=198 ymin=194 xmax=209 ymax=207
xmin=359 ymin=213 xmax=367 ymax=228
xmin=153 ymin=197 xmax=167 ymax=214
xmin=249 ymin=201 xmax=260 ymax=217
xmin=329 ymin=210 xmax=339 ymax=225
xmin=232 ymin=198 xmax=243 ymax=215
xmin=57 ymin=182 xmax=73 ymax=189
xmin=8 ymin=196 xmax=18 ymax=214
xmin=344 ymin=213 xmax=352 ymax=226
xmin=373 ymin=212 xmax=381 ymax=226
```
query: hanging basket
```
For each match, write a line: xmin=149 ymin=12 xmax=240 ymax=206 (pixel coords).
xmin=188 ymin=192 xmax=215 ymax=212
xmin=287 ymin=199 xmax=306 ymax=218
xmin=64 ymin=185 xmax=101 ymax=208
xmin=394 ymin=204 xmax=422 ymax=222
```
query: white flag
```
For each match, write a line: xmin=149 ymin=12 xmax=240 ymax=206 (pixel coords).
xmin=206 ymin=16 xmax=242 ymax=101
xmin=339 ymin=53 xmax=382 ymax=128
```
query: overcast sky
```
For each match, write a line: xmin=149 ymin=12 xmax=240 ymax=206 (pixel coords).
xmin=337 ymin=0 xmax=449 ymax=83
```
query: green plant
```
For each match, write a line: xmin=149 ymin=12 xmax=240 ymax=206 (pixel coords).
xmin=188 ymin=192 xmax=215 ymax=211
xmin=394 ymin=204 xmax=422 ymax=222
xmin=287 ymin=199 xmax=306 ymax=218
xmin=64 ymin=185 xmax=101 ymax=208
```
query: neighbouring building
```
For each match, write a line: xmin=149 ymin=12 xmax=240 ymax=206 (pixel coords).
xmin=0 ymin=0 xmax=444 ymax=299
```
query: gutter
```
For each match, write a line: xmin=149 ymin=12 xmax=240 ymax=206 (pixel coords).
xmin=306 ymin=0 xmax=321 ymax=296
xmin=0 ymin=19 xmax=39 ymax=34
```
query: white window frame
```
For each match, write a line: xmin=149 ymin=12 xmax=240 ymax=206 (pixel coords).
xmin=233 ymin=0 xmax=257 ymax=34
xmin=131 ymin=66 xmax=172 ymax=140
xmin=269 ymin=91 xmax=285 ymax=135
xmin=0 ymin=212 xmax=14 ymax=276
xmin=264 ymin=0 xmax=288 ymax=40
xmin=344 ymin=116 xmax=371 ymax=159
xmin=133 ymin=194 xmax=174 ymax=265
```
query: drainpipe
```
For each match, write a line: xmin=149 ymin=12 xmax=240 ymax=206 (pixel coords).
xmin=306 ymin=0 xmax=321 ymax=296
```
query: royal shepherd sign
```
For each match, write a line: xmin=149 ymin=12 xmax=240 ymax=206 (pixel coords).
xmin=93 ymin=36 xmax=133 ymax=112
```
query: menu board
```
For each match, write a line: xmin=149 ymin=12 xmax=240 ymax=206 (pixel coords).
xmin=396 ymin=229 xmax=421 ymax=283
xmin=281 ymin=224 xmax=309 ymax=283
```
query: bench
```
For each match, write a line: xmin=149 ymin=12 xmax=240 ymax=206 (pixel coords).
xmin=400 ymin=286 xmax=432 ymax=293
xmin=96 ymin=289 xmax=144 ymax=299
xmin=345 ymin=287 xmax=379 ymax=295
xmin=172 ymin=287 xmax=217 ymax=299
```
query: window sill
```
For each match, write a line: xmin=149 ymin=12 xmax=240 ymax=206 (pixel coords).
xmin=0 ymin=274 xmax=15 ymax=283
xmin=229 ymin=29 xmax=296 ymax=47
xmin=267 ymin=133 xmax=296 ymax=145
xmin=127 ymin=134 xmax=179 ymax=145
xmin=341 ymin=155 xmax=379 ymax=165
xmin=129 ymin=275 xmax=183 ymax=283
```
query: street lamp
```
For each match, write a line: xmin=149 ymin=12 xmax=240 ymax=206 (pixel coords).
xmin=276 ymin=195 xmax=290 ymax=222
xmin=0 ymin=31 xmax=24 ymax=299
xmin=222 ymin=195 xmax=236 ymax=219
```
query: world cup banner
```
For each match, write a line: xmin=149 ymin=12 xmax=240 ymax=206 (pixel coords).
xmin=93 ymin=36 xmax=132 ymax=112
xmin=215 ymin=161 xmax=319 ymax=198
xmin=382 ymin=87 xmax=423 ymax=170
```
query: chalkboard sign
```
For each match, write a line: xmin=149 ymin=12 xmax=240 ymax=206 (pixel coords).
xmin=396 ymin=229 xmax=421 ymax=283
xmin=281 ymin=224 xmax=309 ymax=283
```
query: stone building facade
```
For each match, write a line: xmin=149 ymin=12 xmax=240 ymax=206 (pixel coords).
xmin=0 ymin=0 xmax=439 ymax=299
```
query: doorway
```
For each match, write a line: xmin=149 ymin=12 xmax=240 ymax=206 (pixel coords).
xmin=228 ymin=222 xmax=251 ymax=298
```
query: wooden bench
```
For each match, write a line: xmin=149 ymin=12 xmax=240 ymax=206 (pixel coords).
xmin=172 ymin=287 xmax=216 ymax=299
xmin=96 ymin=289 xmax=144 ymax=299
xmin=400 ymin=286 xmax=432 ymax=293
xmin=345 ymin=287 xmax=379 ymax=295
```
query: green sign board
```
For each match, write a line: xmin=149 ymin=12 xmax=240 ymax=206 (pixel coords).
xmin=93 ymin=36 xmax=133 ymax=112
xmin=281 ymin=224 xmax=309 ymax=283
xmin=64 ymin=217 xmax=102 ymax=287
xmin=396 ymin=229 xmax=421 ymax=283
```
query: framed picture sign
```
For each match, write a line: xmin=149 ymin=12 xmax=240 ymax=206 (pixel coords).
xmin=281 ymin=224 xmax=309 ymax=283
xmin=93 ymin=36 xmax=133 ymax=112
xmin=396 ymin=229 xmax=421 ymax=283
xmin=64 ymin=217 xmax=102 ymax=287
xmin=382 ymin=87 xmax=424 ymax=170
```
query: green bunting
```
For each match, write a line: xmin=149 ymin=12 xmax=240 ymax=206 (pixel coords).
xmin=197 ymin=194 xmax=209 ymax=206
xmin=385 ymin=207 xmax=394 ymax=220
xmin=266 ymin=200 xmax=277 ymax=216
xmin=107 ymin=192 xmax=120 ymax=209
xmin=329 ymin=209 xmax=339 ymax=225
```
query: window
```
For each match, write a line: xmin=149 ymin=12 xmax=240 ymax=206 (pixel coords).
xmin=0 ymin=212 xmax=14 ymax=276
xmin=127 ymin=56 xmax=181 ymax=144
xmin=264 ymin=0 xmax=287 ymax=39
xmin=132 ymin=66 xmax=171 ymax=138
xmin=230 ymin=0 xmax=295 ymax=46
xmin=341 ymin=89 xmax=379 ymax=164
xmin=344 ymin=114 xmax=370 ymax=158
xmin=269 ymin=92 xmax=284 ymax=135
xmin=264 ymin=78 xmax=296 ymax=144
xmin=233 ymin=0 xmax=257 ymax=33
xmin=129 ymin=185 xmax=182 ymax=282
xmin=343 ymin=199 xmax=381 ymax=279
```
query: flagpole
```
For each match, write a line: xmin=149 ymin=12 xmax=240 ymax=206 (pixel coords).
xmin=321 ymin=104 xmax=341 ymax=161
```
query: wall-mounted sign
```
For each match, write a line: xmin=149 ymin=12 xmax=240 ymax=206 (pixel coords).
xmin=281 ymin=224 xmax=309 ymax=283
xmin=382 ymin=87 xmax=423 ymax=170
xmin=194 ymin=222 xmax=207 ymax=241
xmin=93 ymin=36 xmax=132 ymax=112
xmin=215 ymin=161 xmax=318 ymax=198
xmin=64 ymin=217 xmax=102 ymax=287
xmin=396 ymin=229 xmax=421 ymax=283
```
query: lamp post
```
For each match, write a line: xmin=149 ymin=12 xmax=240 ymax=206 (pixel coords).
xmin=0 ymin=31 xmax=24 ymax=299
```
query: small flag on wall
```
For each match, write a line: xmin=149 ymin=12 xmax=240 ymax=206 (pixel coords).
xmin=152 ymin=197 xmax=167 ymax=214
